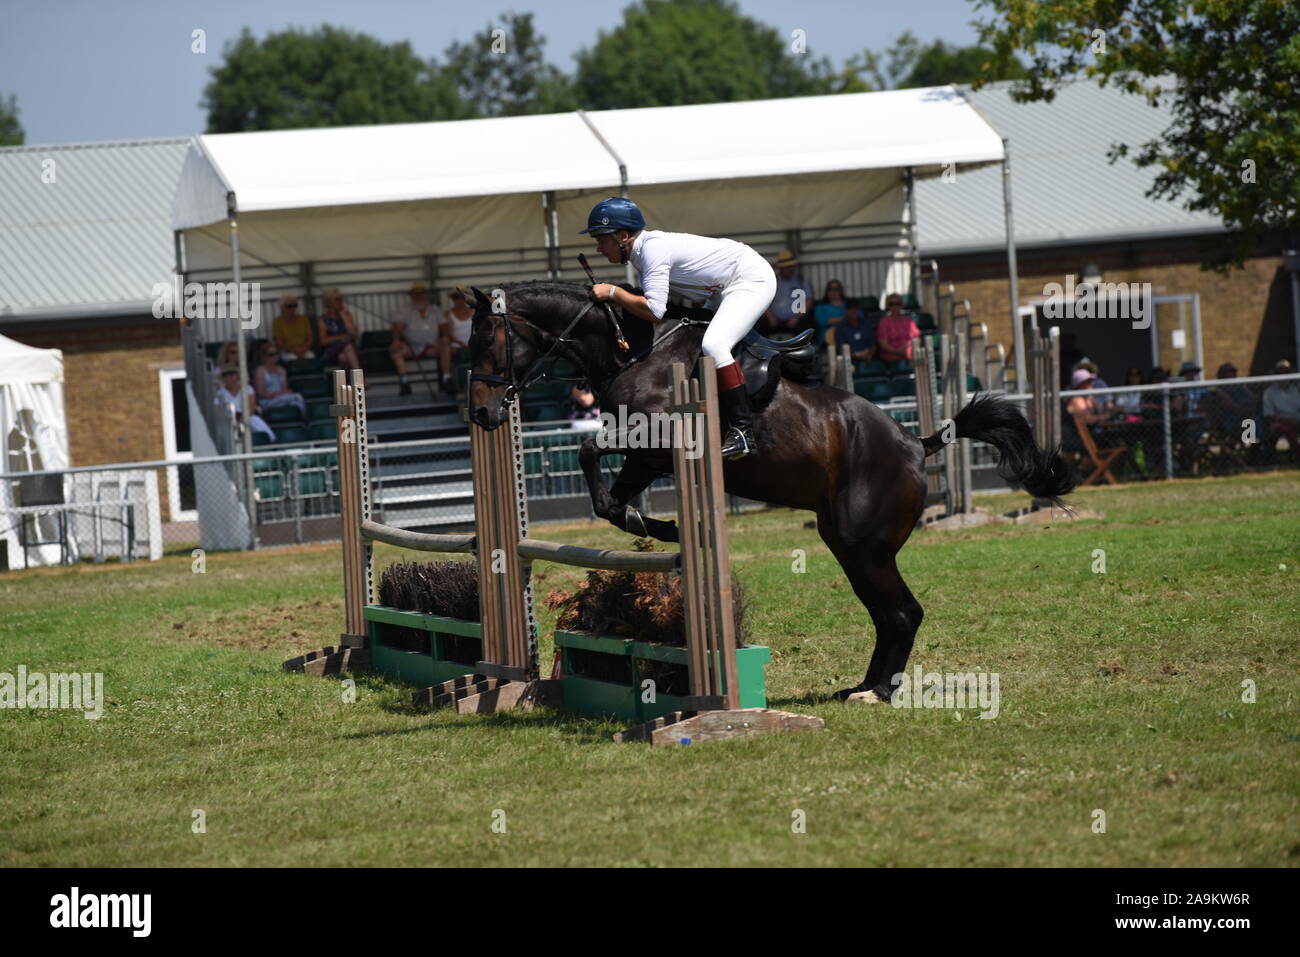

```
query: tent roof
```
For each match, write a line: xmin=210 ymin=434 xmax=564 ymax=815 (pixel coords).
xmin=0 ymin=333 xmax=63 ymax=385
xmin=173 ymin=86 xmax=1004 ymax=230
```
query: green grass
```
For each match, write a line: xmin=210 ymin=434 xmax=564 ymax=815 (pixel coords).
xmin=2 ymin=472 xmax=1298 ymax=866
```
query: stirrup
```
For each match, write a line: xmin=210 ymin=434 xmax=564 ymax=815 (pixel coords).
xmin=720 ymin=427 xmax=754 ymax=460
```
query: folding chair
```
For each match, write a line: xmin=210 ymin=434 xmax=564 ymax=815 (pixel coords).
xmin=1071 ymin=413 xmax=1126 ymax=485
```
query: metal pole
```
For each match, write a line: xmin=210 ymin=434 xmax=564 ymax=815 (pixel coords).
xmin=1002 ymin=138 xmax=1026 ymax=393
xmin=1162 ymin=387 xmax=1174 ymax=480
xmin=543 ymin=191 xmax=560 ymax=280
xmin=905 ymin=167 xmax=920 ymax=301
xmin=228 ymin=191 xmax=257 ymax=549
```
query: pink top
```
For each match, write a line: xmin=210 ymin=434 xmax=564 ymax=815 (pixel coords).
xmin=877 ymin=314 xmax=921 ymax=358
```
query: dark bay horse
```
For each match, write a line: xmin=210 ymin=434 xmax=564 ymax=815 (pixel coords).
xmin=467 ymin=282 xmax=1074 ymax=703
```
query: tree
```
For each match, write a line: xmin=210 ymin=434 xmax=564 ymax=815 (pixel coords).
xmin=973 ymin=0 xmax=1300 ymax=270
xmin=574 ymin=0 xmax=831 ymax=109
xmin=202 ymin=26 xmax=469 ymax=132
xmin=0 ymin=94 xmax=23 ymax=146
xmin=839 ymin=31 xmax=1026 ymax=91
xmin=441 ymin=12 xmax=577 ymax=116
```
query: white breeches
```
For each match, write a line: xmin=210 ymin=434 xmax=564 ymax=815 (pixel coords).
xmin=699 ymin=256 xmax=777 ymax=369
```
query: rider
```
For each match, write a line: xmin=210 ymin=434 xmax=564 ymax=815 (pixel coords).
xmin=583 ymin=196 xmax=776 ymax=460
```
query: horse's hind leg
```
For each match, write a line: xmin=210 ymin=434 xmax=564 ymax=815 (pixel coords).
xmin=819 ymin=522 xmax=924 ymax=702
xmin=578 ymin=437 xmax=678 ymax=542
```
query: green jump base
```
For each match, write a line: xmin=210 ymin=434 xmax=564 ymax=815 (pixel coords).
xmin=554 ymin=629 xmax=770 ymax=723
xmin=364 ymin=605 xmax=483 ymax=688
xmin=363 ymin=607 xmax=772 ymax=723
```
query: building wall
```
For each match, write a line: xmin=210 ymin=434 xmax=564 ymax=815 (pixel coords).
xmin=5 ymin=318 xmax=183 ymax=468
xmin=931 ymin=236 xmax=1294 ymax=384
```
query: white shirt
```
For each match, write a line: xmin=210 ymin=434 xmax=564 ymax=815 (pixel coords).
xmin=444 ymin=308 xmax=473 ymax=347
xmin=1263 ymin=382 xmax=1300 ymax=419
xmin=629 ymin=229 xmax=767 ymax=319
xmin=393 ymin=305 xmax=442 ymax=351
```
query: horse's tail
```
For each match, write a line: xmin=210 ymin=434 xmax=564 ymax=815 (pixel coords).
xmin=920 ymin=393 xmax=1076 ymax=506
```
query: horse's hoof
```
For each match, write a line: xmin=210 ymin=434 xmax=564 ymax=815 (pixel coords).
xmin=845 ymin=689 xmax=885 ymax=704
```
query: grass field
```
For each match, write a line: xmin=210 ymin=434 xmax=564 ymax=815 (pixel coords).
xmin=2 ymin=471 xmax=1297 ymax=867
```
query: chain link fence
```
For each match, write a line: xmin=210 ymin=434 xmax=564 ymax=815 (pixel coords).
xmin=6 ymin=374 xmax=1297 ymax=568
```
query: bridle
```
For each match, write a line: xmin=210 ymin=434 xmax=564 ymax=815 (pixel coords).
xmin=468 ymin=299 xmax=601 ymax=412
xmin=467 ymin=290 xmax=709 ymax=418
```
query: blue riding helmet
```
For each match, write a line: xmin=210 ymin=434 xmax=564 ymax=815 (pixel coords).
xmin=580 ymin=197 xmax=645 ymax=235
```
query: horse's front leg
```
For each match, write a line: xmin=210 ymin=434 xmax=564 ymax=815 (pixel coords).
xmin=578 ymin=435 xmax=679 ymax=543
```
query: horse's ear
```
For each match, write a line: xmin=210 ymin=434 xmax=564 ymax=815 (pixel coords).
xmin=470 ymin=286 xmax=491 ymax=309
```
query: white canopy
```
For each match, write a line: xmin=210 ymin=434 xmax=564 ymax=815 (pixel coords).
xmin=0 ymin=334 xmax=69 ymax=568
xmin=173 ymin=86 xmax=1005 ymax=269
xmin=0 ymin=333 xmax=64 ymax=386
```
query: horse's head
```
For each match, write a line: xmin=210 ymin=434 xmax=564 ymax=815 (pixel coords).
xmin=467 ymin=286 xmax=543 ymax=430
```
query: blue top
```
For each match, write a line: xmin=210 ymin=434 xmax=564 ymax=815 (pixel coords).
xmin=837 ymin=318 xmax=876 ymax=354
xmin=814 ymin=302 xmax=846 ymax=337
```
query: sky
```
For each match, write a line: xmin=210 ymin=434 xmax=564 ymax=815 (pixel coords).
xmin=0 ymin=0 xmax=985 ymax=145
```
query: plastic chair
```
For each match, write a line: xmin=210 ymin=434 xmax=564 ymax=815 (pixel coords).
xmin=264 ymin=405 xmax=306 ymax=425
xmin=275 ymin=425 xmax=310 ymax=445
xmin=891 ymin=377 xmax=917 ymax=397
xmin=308 ymin=421 xmax=337 ymax=441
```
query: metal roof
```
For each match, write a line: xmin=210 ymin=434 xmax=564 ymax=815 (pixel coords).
xmin=915 ymin=78 xmax=1224 ymax=255
xmin=0 ymin=137 xmax=190 ymax=320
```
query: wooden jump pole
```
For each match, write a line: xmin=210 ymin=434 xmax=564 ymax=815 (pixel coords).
xmin=670 ymin=358 xmax=739 ymax=711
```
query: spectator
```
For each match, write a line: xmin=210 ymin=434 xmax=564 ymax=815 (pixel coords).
xmin=814 ymin=279 xmax=848 ymax=343
xmin=834 ymin=299 xmax=877 ymax=363
xmin=1112 ymin=367 xmax=1145 ymax=423
xmin=271 ymin=292 xmax=315 ymax=361
xmin=390 ymin=280 xmax=449 ymax=395
xmin=316 ymin=288 xmax=364 ymax=371
xmin=215 ymin=367 xmax=275 ymax=442
xmin=215 ymin=339 xmax=241 ymax=371
xmin=438 ymin=285 xmax=474 ymax=393
xmin=1073 ymin=360 xmax=1112 ymax=412
xmin=568 ymin=384 xmax=601 ymax=430
xmin=1262 ymin=359 xmax=1300 ymax=452
xmin=875 ymin=294 xmax=921 ymax=363
xmin=1141 ymin=366 xmax=1171 ymax=418
xmin=1073 ymin=359 xmax=1109 ymax=390
xmin=253 ymin=343 xmax=308 ymax=419
xmin=1200 ymin=362 xmax=1255 ymax=436
xmin=1171 ymin=359 xmax=1206 ymax=415
xmin=760 ymin=249 xmax=814 ymax=339
xmin=1066 ymin=367 xmax=1105 ymax=425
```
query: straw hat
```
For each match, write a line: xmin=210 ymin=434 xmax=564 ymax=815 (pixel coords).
xmin=775 ymin=249 xmax=799 ymax=268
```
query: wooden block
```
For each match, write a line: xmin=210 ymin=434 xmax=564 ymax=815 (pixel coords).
xmin=614 ymin=708 xmax=825 ymax=745
xmin=411 ymin=677 xmax=564 ymax=713
xmin=282 ymin=646 xmax=372 ymax=676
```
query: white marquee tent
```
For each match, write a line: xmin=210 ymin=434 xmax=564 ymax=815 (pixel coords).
xmin=0 ymin=334 xmax=69 ymax=568
xmin=172 ymin=85 xmax=1007 ymax=270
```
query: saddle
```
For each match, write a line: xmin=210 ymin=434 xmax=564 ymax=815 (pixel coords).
xmin=664 ymin=303 xmax=817 ymax=410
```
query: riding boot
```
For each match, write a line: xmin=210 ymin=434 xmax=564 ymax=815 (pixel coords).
xmin=718 ymin=382 xmax=756 ymax=460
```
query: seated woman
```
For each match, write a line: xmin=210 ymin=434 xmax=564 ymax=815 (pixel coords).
xmin=253 ymin=343 xmax=308 ymax=419
xmin=215 ymin=367 xmax=276 ymax=441
xmin=316 ymin=288 xmax=364 ymax=371
xmin=813 ymin=279 xmax=848 ymax=344
xmin=1112 ymin=367 xmax=1145 ymax=423
xmin=875 ymin=294 xmax=921 ymax=363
